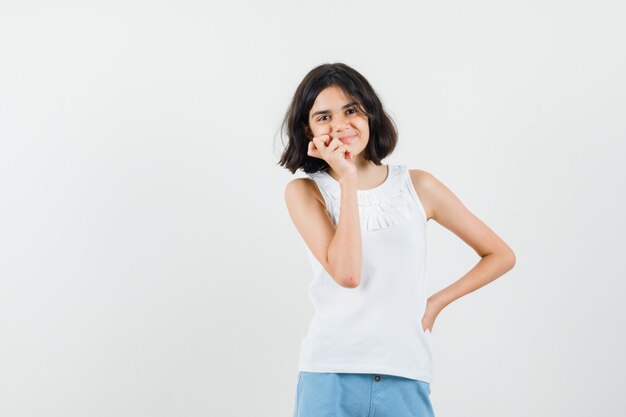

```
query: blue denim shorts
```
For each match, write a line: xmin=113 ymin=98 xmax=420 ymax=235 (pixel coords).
xmin=292 ymin=371 xmax=435 ymax=417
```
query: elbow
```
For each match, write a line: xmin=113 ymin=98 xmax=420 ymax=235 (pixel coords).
xmin=483 ymin=247 xmax=516 ymax=273
xmin=339 ymin=265 xmax=362 ymax=288
xmin=339 ymin=275 xmax=361 ymax=288
xmin=490 ymin=241 xmax=516 ymax=272
xmin=504 ymin=248 xmax=516 ymax=271
xmin=329 ymin=266 xmax=361 ymax=288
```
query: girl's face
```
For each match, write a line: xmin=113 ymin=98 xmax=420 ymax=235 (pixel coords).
xmin=307 ymin=85 xmax=370 ymax=158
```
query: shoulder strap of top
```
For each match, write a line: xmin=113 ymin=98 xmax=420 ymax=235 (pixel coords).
xmin=401 ymin=165 xmax=428 ymax=223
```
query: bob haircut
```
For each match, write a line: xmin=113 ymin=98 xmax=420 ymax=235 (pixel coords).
xmin=278 ymin=63 xmax=398 ymax=174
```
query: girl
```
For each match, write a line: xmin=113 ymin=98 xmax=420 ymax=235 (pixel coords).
xmin=278 ymin=63 xmax=515 ymax=417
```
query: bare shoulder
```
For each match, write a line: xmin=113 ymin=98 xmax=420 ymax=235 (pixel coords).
xmin=408 ymin=169 xmax=441 ymax=220
xmin=284 ymin=177 xmax=325 ymax=208
xmin=408 ymin=169 xmax=439 ymax=191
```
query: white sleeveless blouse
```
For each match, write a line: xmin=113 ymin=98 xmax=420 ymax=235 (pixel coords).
xmin=298 ymin=164 xmax=434 ymax=383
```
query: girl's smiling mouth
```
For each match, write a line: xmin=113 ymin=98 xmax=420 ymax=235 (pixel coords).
xmin=339 ymin=135 xmax=354 ymax=143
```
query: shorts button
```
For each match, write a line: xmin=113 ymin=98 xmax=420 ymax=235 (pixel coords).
xmin=374 ymin=375 xmax=381 ymax=382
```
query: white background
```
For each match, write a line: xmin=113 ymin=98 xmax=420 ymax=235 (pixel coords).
xmin=1 ymin=1 xmax=625 ymax=416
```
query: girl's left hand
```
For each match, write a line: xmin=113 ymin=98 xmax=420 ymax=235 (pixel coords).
xmin=421 ymin=297 xmax=442 ymax=333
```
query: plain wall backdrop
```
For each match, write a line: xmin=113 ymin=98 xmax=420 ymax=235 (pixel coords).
xmin=1 ymin=1 xmax=625 ymax=416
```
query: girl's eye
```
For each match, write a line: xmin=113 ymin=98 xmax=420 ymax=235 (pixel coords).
xmin=316 ymin=108 xmax=358 ymax=122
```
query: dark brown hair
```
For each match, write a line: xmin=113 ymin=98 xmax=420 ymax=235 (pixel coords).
xmin=277 ymin=63 xmax=398 ymax=174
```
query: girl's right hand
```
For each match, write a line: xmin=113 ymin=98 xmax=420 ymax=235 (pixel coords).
xmin=307 ymin=134 xmax=357 ymax=180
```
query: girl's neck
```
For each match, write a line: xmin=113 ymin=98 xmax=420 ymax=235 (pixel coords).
xmin=327 ymin=160 xmax=388 ymax=190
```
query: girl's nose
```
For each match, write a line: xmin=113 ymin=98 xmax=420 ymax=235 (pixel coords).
xmin=330 ymin=114 xmax=350 ymax=130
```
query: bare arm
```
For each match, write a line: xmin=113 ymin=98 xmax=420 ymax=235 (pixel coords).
xmin=409 ymin=169 xmax=516 ymax=331
xmin=285 ymin=175 xmax=362 ymax=288
xmin=327 ymin=175 xmax=362 ymax=287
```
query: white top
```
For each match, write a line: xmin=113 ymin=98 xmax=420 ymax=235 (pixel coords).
xmin=298 ymin=164 xmax=434 ymax=383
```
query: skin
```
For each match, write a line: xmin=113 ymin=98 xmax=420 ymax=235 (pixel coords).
xmin=305 ymin=85 xmax=385 ymax=187
xmin=284 ymin=85 xmax=516 ymax=333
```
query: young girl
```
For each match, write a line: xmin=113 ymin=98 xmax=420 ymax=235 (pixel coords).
xmin=278 ymin=63 xmax=515 ymax=417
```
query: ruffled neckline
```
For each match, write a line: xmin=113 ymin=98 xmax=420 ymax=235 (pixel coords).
xmin=310 ymin=165 xmax=401 ymax=201
xmin=308 ymin=165 xmax=416 ymax=231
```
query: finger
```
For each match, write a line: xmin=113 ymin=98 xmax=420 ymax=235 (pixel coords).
xmin=337 ymin=143 xmax=349 ymax=154
xmin=313 ymin=135 xmax=330 ymax=148
xmin=311 ymin=136 xmax=325 ymax=151
xmin=307 ymin=141 xmax=321 ymax=158
xmin=326 ymin=137 xmax=343 ymax=153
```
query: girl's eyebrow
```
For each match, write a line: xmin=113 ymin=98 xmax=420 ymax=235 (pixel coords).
xmin=311 ymin=102 xmax=358 ymax=118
